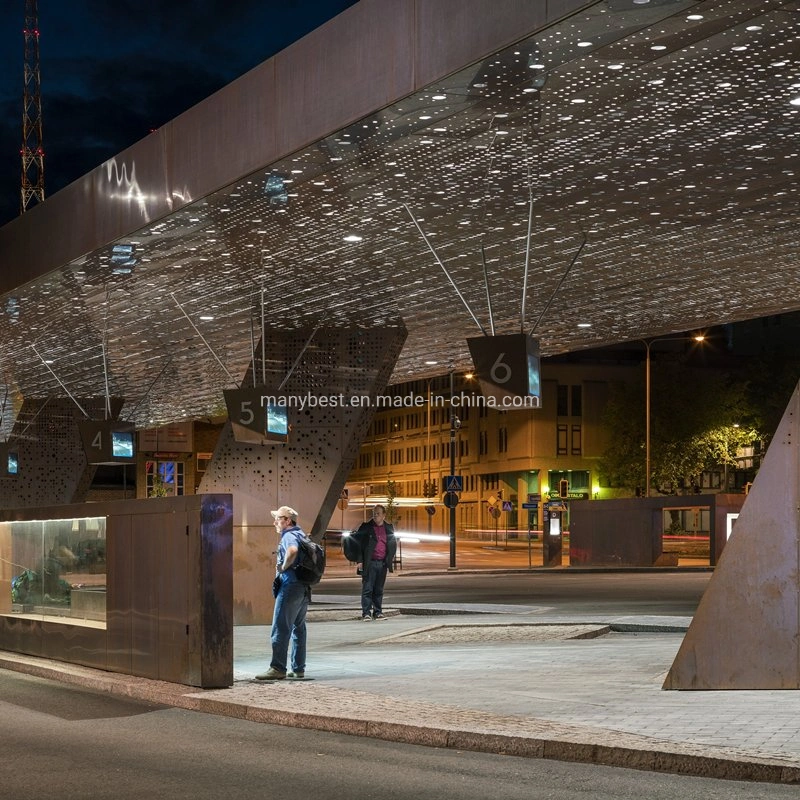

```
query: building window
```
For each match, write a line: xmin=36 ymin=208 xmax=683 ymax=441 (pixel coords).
xmin=390 ymin=448 xmax=404 ymax=465
xmin=571 ymin=385 xmax=582 ymax=417
xmin=370 ymin=418 xmax=387 ymax=436
xmin=479 ymin=431 xmax=488 ymax=455
xmin=146 ymin=460 xmax=184 ymax=497
xmin=459 ymin=438 xmax=469 ymax=458
xmin=498 ymin=427 xmax=508 ymax=453
xmin=358 ymin=453 xmax=372 ymax=469
xmin=571 ymin=424 xmax=582 ymax=455
xmin=557 ymin=385 xmax=569 ymax=416
xmin=374 ymin=451 xmax=386 ymax=467
xmin=390 ymin=415 xmax=404 ymax=432
xmin=557 ymin=424 xmax=568 ymax=455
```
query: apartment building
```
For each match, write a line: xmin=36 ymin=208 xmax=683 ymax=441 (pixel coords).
xmin=344 ymin=361 xmax=637 ymax=536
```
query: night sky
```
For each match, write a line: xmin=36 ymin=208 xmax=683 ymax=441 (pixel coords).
xmin=0 ymin=0 xmax=358 ymax=228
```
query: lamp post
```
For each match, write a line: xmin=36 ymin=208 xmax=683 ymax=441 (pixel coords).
xmin=642 ymin=334 xmax=705 ymax=497
xmin=449 ymin=368 xmax=457 ymax=568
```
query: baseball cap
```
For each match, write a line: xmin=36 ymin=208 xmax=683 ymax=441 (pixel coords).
xmin=271 ymin=505 xmax=298 ymax=521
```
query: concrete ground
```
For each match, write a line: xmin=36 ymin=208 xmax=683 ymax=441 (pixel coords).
xmin=3 ymin=588 xmax=800 ymax=786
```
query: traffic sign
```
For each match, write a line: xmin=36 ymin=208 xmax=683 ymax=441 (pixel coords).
xmin=521 ymin=502 xmax=538 ymax=509
xmin=488 ymin=506 xmax=501 ymax=519
xmin=502 ymin=500 xmax=513 ymax=512
xmin=527 ymin=493 xmax=541 ymax=503
xmin=445 ymin=475 xmax=463 ymax=492
xmin=443 ymin=491 xmax=460 ymax=508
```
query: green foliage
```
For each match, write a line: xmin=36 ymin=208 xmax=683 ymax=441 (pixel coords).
xmin=149 ymin=467 xmax=169 ymax=498
xmin=599 ymin=358 xmax=766 ymax=495
xmin=385 ymin=477 xmax=400 ymax=525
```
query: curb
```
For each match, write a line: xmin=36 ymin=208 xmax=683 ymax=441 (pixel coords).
xmin=1 ymin=650 xmax=798 ymax=785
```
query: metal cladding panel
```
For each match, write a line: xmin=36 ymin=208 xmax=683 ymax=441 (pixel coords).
xmin=156 ymin=511 xmax=191 ymax=683
xmin=130 ymin=518 xmax=162 ymax=679
xmin=0 ymin=615 xmax=43 ymax=657
xmin=162 ymin=62 xmax=279 ymax=210
xmin=196 ymin=495 xmax=234 ymax=688
xmin=106 ymin=514 xmax=133 ymax=674
xmin=274 ymin=0 xmax=416 ymax=154
xmin=39 ymin=620 xmax=106 ymax=669
xmin=414 ymin=0 xmax=550 ymax=89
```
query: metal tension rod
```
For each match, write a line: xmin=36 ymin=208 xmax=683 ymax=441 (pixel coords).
xmin=171 ymin=293 xmax=238 ymax=386
xmin=403 ymin=203 xmax=487 ymax=335
xmin=30 ymin=344 xmax=90 ymax=418
xmin=529 ymin=231 xmax=587 ymax=335
xmin=480 ymin=241 xmax=496 ymax=336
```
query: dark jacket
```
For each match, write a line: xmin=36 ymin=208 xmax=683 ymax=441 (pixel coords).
xmin=353 ymin=519 xmax=397 ymax=572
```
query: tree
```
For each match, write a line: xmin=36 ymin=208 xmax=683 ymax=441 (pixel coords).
xmin=599 ymin=358 xmax=765 ymax=495
xmin=385 ymin=477 xmax=400 ymax=525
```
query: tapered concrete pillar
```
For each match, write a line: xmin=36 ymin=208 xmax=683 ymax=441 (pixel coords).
xmin=199 ymin=323 xmax=406 ymax=624
xmin=664 ymin=380 xmax=800 ymax=690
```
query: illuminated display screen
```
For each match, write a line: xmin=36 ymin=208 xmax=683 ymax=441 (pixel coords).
xmin=267 ymin=404 xmax=289 ymax=437
xmin=7 ymin=450 xmax=18 ymax=476
xmin=111 ymin=430 xmax=135 ymax=458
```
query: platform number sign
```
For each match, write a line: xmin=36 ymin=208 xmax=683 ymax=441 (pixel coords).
xmin=78 ymin=420 xmax=136 ymax=465
xmin=224 ymin=387 xmax=289 ymax=445
xmin=466 ymin=333 xmax=541 ymax=409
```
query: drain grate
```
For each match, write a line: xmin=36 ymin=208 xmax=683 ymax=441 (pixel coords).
xmin=367 ymin=623 xmax=611 ymax=644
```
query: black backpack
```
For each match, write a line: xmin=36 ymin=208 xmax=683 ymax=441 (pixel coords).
xmin=294 ymin=534 xmax=326 ymax=586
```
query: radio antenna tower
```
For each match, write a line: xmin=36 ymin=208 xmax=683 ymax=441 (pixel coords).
xmin=20 ymin=0 xmax=45 ymax=213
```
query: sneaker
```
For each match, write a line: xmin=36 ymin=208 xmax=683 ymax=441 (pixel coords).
xmin=361 ymin=614 xmax=372 ymax=621
xmin=255 ymin=667 xmax=286 ymax=680
xmin=373 ymin=613 xmax=386 ymax=620
xmin=287 ymin=670 xmax=305 ymax=680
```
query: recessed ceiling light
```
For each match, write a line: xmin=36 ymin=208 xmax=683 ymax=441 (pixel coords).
xmin=687 ymin=14 xmax=703 ymax=20
xmin=432 ymin=95 xmax=446 ymax=100
xmin=424 ymin=360 xmax=438 ymax=365
xmin=199 ymin=315 xmax=214 ymax=321
xmin=790 ymin=97 xmax=800 ymax=107
xmin=746 ymin=25 xmax=762 ymax=31
xmin=608 ymin=64 xmax=624 ymax=70
xmin=651 ymin=45 xmax=667 ymax=51
xmin=577 ymin=323 xmax=592 ymax=328
xmin=343 ymin=234 xmax=363 ymax=242
xmin=577 ymin=41 xmax=592 ymax=47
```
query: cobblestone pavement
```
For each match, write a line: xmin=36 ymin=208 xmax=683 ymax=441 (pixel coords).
xmin=2 ymin=603 xmax=800 ymax=785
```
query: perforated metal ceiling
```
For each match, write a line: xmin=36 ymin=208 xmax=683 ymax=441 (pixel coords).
xmin=1 ymin=0 xmax=798 ymax=432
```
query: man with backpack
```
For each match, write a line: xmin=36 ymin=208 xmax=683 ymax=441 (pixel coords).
xmin=352 ymin=504 xmax=397 ymax=620
xmin=256 ymin=505 xmax=311 ymax=681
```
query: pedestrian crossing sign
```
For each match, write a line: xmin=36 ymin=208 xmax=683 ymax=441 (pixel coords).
xmin=445 ymin=475 xmax=463 ymax=492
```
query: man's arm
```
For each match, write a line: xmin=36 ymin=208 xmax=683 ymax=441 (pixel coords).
xmin=278 ymin=543 xmax=299 ymax=573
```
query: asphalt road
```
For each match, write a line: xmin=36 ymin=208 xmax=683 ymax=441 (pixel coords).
xmin=1 ymin=670 xmax=796 ymax=799
xmin=315 ymin=569 xmax=712 ymax=617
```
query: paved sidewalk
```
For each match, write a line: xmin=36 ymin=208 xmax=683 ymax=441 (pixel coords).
xmin=2 ymin=598 xmax=800 ymax=785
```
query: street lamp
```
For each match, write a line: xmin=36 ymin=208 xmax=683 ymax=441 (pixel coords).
xmin=643 ymin=334 xmax=705 ymax=497
xmin=449 ymin=368 xmax=457 ymax=568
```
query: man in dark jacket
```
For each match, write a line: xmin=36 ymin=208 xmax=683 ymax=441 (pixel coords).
xmin=352 ymin=504 xmax=397 ymax=620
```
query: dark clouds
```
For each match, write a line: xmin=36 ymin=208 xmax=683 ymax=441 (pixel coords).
xmin=0 ymin=0 xmax=356 ymax=226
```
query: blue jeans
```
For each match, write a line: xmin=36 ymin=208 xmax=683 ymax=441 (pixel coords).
xmin=270 ymin=579 xmax=309 ymax=672
xmin=361 ymin=560 xmax=388 ymax=616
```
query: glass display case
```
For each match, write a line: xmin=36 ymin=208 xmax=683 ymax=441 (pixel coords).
xmin=0 ymin=516 xmax=107 ymax=626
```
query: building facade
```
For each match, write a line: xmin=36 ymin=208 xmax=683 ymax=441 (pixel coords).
xmin=344 ymin=361 xmax=637 ymax=537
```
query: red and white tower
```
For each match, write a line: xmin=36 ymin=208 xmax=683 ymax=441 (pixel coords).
xmin=20 ymin=0 xmax=45 ymax=213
